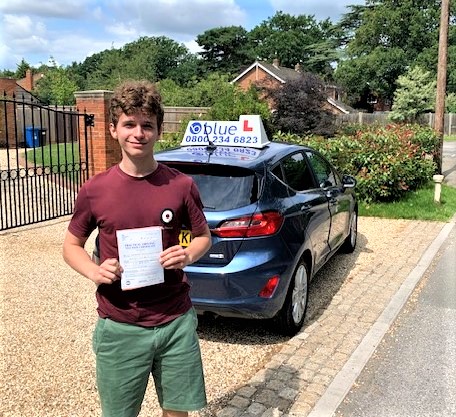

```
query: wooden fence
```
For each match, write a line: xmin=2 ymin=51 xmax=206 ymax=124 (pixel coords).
xmin=163 ymin=106 xmax=210 ymax=133
xmin=336 ymin=112 xmax=456 ymax=136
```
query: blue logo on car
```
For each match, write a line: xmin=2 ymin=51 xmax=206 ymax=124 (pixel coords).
xmin=189 ymin=122 xmax=203 ymax=134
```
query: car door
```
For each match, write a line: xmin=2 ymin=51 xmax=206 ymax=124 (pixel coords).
xmin=273 ymin=152 xmax=332 ymax=271
xmin=305 ymin=151 xmax=351 ymax=253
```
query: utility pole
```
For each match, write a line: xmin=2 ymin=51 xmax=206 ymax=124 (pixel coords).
xmin=435 ymin=0 xmax=450 ymax=174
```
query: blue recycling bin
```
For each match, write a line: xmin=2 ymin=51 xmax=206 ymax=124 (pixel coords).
xmin=25 ymin=127 xmax=44 ymax=148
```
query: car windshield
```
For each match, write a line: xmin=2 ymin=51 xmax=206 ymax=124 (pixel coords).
xmin=164 ymin=163 xmax=258 ymax=211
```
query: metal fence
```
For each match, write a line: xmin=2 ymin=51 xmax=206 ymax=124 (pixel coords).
xmin=0 ymin=92 xmax=90 ymax=230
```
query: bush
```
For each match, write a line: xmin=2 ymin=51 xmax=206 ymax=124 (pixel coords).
xmin=274 ymin=124 xmax=438 ymax=203
xmin=266 ymin=73 xmax=336 ymax=137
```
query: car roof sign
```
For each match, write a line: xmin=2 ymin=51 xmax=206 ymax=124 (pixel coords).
xmin=181 ymin=115 xmax=270 ymax=149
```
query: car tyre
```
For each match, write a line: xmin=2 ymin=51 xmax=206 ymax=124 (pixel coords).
xmin=273 ymin=261 xmax=309 ymax=336
xmin=341 ymin=210 xmax=357 ymax=253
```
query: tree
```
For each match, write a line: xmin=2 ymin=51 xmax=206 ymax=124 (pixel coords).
xmin=34 ymin=60 xmax=79 ymax=105
xmin=266 ymin=73 xmax=335 ymax=137
xmin=389 ymin=66 xmax=436 ymax=123
xmin=122 ymin=36 xmax=189 ymax=80
xmin=85 ymin=48 xmax=126 ymax=90
xmin=248 ymin=12 xmax=337 ymax=76
xmin=207 ymin=84 xmax=270 ymax=123
xmin=336 ymin=46 xmax=407 ymax=109
xmin=167 ymin=54 xmax=203 ymax=86
xmin=197 ymin=26 xmax=254 ymax=75
xmin=15 ymin=59 xmax=32 ymax=79
xmin=446 ymin=92 xmax=456 ymax=112
xmin=79 ymin=36 xmax=195 ymax=90
xmin=335 ymin=0 xmax=444 ymax=107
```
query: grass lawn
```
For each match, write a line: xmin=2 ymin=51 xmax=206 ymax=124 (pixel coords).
xmin=26 ymin=143 xmax=80 ymax=166
xmin=444 ymin=135 xmax=456 ymax=141
xmin=360 ymin=182 xmax=456 ymax=222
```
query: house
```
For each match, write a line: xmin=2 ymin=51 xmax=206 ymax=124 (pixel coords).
xmin=0 ymin=69 xmax=43 ymax=102
xmin=231 ymin=59 xmax=354 ymax=115
xmin=0 ymin=70 xmax=44 ymax=147
xmin=17 ymin=69 xmax=44 ymax=93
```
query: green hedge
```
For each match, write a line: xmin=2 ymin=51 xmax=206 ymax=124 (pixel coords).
xmin=274 ymin=124 xmax=438 ymax=203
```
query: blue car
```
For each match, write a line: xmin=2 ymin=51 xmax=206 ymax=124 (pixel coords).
xmin=154 ymin=116 xmax=358 ymax=335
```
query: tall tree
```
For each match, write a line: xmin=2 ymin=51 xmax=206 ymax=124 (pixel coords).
xmin=122 ymin=36 xmax=189 ymax=80
xmin=248 ymin=12 xmax=337 ymax=76
xmin=335 ymin=0 xmax=444 ymax=108
xmin=79 ymin=36 xmax=194 ymax=90
xmin=197 ymin=26 xmax=254 ymax=75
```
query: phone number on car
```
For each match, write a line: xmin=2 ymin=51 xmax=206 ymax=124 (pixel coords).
xmin=183 ymin=135 xmax=259 ymax=144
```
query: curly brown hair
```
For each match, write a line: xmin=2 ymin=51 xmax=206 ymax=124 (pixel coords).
xmin=109 ymin=80 xmax=164 ymax=128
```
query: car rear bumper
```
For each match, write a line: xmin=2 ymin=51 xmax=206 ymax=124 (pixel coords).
xmin=185 ymin=248 xmax=295 ymax=319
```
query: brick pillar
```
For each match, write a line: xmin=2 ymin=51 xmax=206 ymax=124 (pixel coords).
xmin=74 ymin=90 xmax=121 ymax=178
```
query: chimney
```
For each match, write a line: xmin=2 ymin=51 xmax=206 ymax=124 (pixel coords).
xmin=25 ymin=69 xmax=33 ymax=91
xmin=273 ymin=58 xmax=280 ymax=68
xmin=295 ymin=63 xmax=301 ymax=72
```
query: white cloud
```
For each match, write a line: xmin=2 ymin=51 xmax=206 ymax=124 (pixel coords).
xmin=0 ymin=0 xmax=94 ymax=19
xmin=184 ymin=39 xmax=203 ymax=54
xmin=109 ymin=0 xmax=247 ymax=38
xmin=105 ymin=22 xmax=140 ymax=39
xmin=269 ymin=0 xmax=365 ymax=21
xmin=2 ymin=14 xmax=49 ymax=54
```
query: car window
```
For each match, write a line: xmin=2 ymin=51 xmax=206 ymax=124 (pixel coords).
xmin=163 ymin=163 xmax=258 ymax=211
xmin=280 ymin=152 xmax=315 ymax=191
xmin=271 ymin=164 xmax=284 ymax=181
xmin=306 ymin=151 xmax=340 ymax=188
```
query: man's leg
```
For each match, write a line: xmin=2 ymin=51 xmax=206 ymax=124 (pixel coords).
xmin=153 ymin=308 xmax=206 ymax=413
xmin=93 ymin=318 xmax=154 ymax=417
xmin=162 ymin=410 xmax=188 ymax=417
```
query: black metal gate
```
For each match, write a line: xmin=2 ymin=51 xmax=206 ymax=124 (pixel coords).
xmin=0 ymin=92 xmax=91 ymax=230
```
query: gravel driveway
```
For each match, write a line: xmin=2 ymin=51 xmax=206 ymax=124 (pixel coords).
xmin=0 ymin=216 xmax=445 ymax=416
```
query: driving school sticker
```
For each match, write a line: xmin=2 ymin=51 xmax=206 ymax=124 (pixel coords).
xmin=161 ymin=209 xmax=174 ymax=225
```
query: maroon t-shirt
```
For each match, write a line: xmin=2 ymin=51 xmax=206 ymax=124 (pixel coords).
xmin=68 ymin=163 xmax=208 ymax=327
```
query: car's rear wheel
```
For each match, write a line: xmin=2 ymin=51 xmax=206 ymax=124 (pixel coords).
xmin=273 ymin=261 xmax=309 ymax=336
xmin=341 ymin=211 xmax=358 ymax=253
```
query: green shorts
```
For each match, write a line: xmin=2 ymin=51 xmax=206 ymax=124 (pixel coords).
xmin=92 ymin=308 xmax=206 ymax=416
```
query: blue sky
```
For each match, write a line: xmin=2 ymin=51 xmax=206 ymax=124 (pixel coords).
xmin=0 ymin=0 xmax=365 ymax=71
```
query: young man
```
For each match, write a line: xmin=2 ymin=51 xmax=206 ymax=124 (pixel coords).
xmin=63 ymin=80 xmax=211 ymax=417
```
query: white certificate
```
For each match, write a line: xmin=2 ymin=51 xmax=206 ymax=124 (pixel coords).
xmin=116 ymin=226 xmax=164 ymax=290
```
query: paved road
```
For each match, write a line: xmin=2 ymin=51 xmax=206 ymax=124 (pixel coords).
xmin=335 ymin=224 xmax=456 ymax=417
xmin=443 ymin=141 xmax=456 ymax=186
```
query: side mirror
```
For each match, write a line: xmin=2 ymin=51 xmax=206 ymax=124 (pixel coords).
xmin=342 ymin=174 xmax=357 ymax=189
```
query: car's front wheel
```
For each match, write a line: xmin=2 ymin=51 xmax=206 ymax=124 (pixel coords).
xmin=273 ymin=261 xmax=309 ymax=336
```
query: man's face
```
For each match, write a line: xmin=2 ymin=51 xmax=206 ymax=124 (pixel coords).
xmin=109 ymin=111 xmax=162 ymax=159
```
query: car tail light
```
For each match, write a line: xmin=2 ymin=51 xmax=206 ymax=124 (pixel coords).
xmin=211 ymin=211 xmax=283 ymax=238
xmin=259 ymin=275 xmax=280 ymax=298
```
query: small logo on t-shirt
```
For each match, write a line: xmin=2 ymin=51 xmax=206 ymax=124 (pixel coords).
xmin=161 ymin=209 xmax=174 ymax=225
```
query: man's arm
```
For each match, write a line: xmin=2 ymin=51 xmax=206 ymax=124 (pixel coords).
xmin=159 ymin=225 xmax=211 ymax=270
xmin=63 ymin=230 xmax=122 ymax=286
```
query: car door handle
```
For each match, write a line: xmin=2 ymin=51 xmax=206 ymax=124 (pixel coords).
xmin=300 ymin=204 xmax=312 ymax=211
